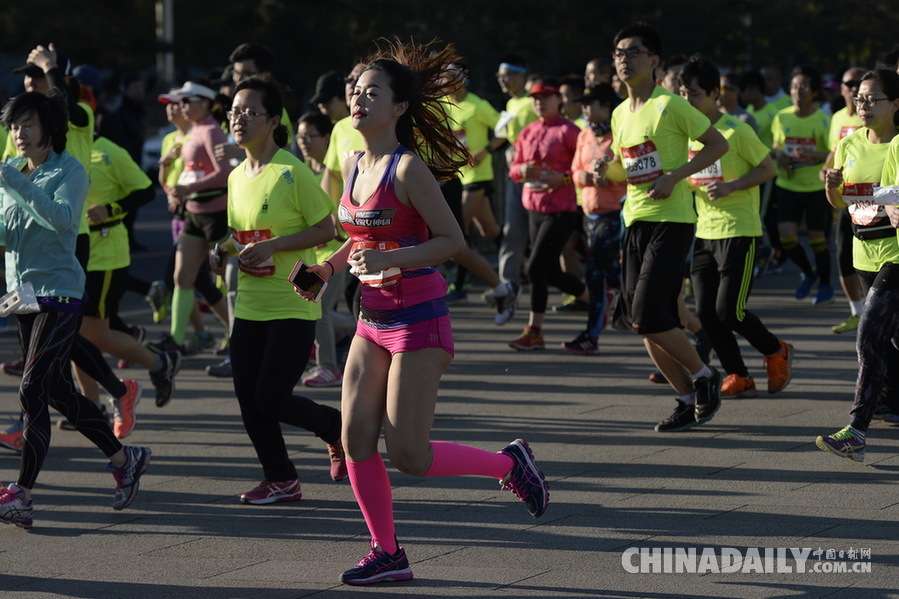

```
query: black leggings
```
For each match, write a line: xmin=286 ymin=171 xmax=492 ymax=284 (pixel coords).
xmin=230 ymin=318 xmax=341 ymax=482
xmin=691 ymin=237 xmax=781 ymax=377
xmin=17 ymin=309 xmax=121 ymax=489
xmin=850 ymin=264 xmax=899 ymax=431
xmin=527 ymin=211 xmax=586 ymax=314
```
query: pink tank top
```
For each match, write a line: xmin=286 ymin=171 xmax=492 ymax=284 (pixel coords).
xmin=338 ymin=145 xmax=448 ymax=317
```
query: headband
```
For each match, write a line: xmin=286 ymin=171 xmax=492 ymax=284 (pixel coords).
xmin=498 ymin=62 xmax=527 ymax=74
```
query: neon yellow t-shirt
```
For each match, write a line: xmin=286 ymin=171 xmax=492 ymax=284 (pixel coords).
xmin=323 ymin=116 xmax=364 ymax=177
xmin=85 ymin=137 xmax=152 ymax=272
xmin=833 ymin=128 xmax=899 ymax=272
xmin=499 ymin=96 xmax=537 ymax=143
xmin=748 ymin=102 xmax=778 ymax=150
xmin=689 ymin=114 xmax=770 ymax=239
xmin=160 ymin=129 xmax=189 ymax=189
xmin=228 ymin=149 xmax=333 ymax=321
xmin=611 ymin=86 xmax=712 ymax=226
xmin=828 ymin=107 xmax=862 ymax=151
xmin=0 ymin=125 xmax=8 ymax=162
xmin=884 ymin=137 xmax=899 ymax=247
xmin=446 ymin=92 xmax=500 ymax=185
xmin=308 ymin=169 xmax=343 ymax=264
xmin=770 ymin=106 xmax=830 ymax=192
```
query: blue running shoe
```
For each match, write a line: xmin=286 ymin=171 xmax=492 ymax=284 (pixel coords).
xmin=816 ymin=426 xmax=865 ymax=462
xmin=795 ymin=273 xmax=819 ymax=300
xmin=812 ymin=283 xmax=835 ymax=305
xmin=109 ymin=446 xmax=152 ymax=510
xmin=498 ymin=439 xmax=549 ymax=517
xmin=0 ymin=483 xmax=33 ymax=529
xmin=340 ymin=541 xmax=413 ymax=585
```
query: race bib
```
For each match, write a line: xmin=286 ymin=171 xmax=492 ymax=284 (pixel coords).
xmin=784 ymin=137 xmax=817 ymax=163
xmin=621 ymin=141 xmax=663 ymax=184
xmin=838 ymin=126 xmax=859 ymax=141
xmin=844 ymin=183 xmax=884 ymax=226
xmin=231 ymin=228 xmax=275 ymax=277
xmin=688 ymin=149 xmax=723 ymax=186
xmin=349 ymin=241 xmax=402 ymax=288
xmin=177 ymin=164 xmax=205 ymax=185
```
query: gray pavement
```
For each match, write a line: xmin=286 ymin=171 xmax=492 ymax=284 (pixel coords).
xmin=1 ymin=200 xmax=899 ymax=598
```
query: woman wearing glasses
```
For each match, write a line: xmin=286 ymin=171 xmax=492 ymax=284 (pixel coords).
xmin=155 ymin=81 xmax=232 ymax=355
xmin=217 ymin=77 xmax=345 ymax=503
xmin=816 ymin=69 xmax=899 ymax=462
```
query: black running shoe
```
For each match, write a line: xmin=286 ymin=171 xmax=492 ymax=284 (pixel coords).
xmin=693 ymin=367 xmax=722 ymax=424
xmin=151 ymin=351 xmax=182 ymax=407
xmin=655 ymin=400 xmax=698 ymax=432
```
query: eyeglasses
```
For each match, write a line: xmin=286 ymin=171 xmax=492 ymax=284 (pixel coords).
xmin=180 ymin=96 xmax=204 ymax=105
xmin=852 ymin=96 xmax=890 ymax=108
xmin=227 ymin=108 xmax=269 ymax=121
xmin=611 ymin=48 xmax=653 ymax=61
xmin=789 ymin=84 xmax=810 ymax=91
xmin=842 ymin=79 xmax=862 ymax=88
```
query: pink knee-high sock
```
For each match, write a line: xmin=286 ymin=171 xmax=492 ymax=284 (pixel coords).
xmin=425 ymin=441 xmax=514 ymax=479
xmin=347 ymin=453 xmax=397 ymax=554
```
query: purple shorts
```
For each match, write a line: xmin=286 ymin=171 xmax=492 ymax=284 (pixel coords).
xmin=356 ymin=315 xmax=454 ymax=356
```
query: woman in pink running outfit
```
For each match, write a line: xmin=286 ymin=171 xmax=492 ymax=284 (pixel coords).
xmin=297 ymin=40 xmax=550 ymax=586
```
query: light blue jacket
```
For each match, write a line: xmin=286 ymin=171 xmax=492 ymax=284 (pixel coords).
xmin=0 ymin=151 xmax=88 ymax=300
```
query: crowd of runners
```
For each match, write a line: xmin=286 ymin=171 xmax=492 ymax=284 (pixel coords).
xmin=0 ymin=21 xmax=897 ymax=585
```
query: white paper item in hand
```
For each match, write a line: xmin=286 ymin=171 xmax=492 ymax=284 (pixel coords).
xmin=872 ymin=185 xmax=899 ymax=205
xmin=0 ymin=282 xmax=40 ymax=317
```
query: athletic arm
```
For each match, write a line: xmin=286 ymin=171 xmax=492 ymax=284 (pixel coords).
xmin=649 ymin=126 xmax=728 ymax=200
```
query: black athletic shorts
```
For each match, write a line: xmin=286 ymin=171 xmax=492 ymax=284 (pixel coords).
xmin=613 ymin=221 xmax=694 ymax=335
xmin=183 ymin=210 xmax=229 ymax=244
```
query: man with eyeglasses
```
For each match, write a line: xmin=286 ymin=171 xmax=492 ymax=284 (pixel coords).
xmin=493 ymin=55 xmax=537 ymax=301
xmin=826 ymin=67 xmax=866 ymax=334
xmin=598 ymin=22 xmax=728 ymax=432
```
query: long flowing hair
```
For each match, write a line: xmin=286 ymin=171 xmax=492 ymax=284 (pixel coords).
xmin=363 ymin=38 xmax=470 ymax=180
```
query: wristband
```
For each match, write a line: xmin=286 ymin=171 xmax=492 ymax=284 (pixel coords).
xmin=323 ymin=260 xmax=335 ymax=276
xmin=562 ymin=174 xmax=572 ymax=186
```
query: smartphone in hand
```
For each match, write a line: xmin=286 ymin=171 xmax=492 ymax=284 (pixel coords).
xmin=289 ymin=260 xmax=328 ymax=302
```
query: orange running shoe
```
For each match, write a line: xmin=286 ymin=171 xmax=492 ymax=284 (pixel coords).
xmin=764 ymin=340 xmax=794 ymax=394
xmin=721 ymin=374 xmax=758 ymax=398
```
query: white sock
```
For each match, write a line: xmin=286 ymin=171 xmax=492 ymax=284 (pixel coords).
xmin=691 ymin=365 xmax=712 ymax=380
xmin=680 ymin=393 xmax=695 ymax=405
xmin=850 ymin=300 xmax=865 ymax=316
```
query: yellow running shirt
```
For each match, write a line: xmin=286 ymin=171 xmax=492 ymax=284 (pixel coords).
xmin=689 ymin=114 xmax=770 ymax=240
xmin=446 ymin=91 xmax=500 ymax=185
xmin=498 ymin=96 xmax=537 ymax=143
xmin=227 ymin=149 xmax=333 ymax=321
xmin=323 ymin=116 xmax=364 ymax=177
xmin=828 ymin=106 xmax=862 ymax=151
xmin=770 ymin=106 xmax=830 ymax=192
xmin=748 ymin=102 xmax=778 ymax=149
xmin=85 ymin=137 xmax=152 ymax=272
xmin=610 ymin=85 xmax=712 ymax=226
xmin=834 ymin=128 xmax=899 ymax=272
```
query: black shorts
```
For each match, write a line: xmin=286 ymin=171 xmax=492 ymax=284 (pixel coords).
xmin=83 ymin=267 xmax=128 ymax=319
xmin=613 ymin=221 xmax=694 ymax=335
xmin=775 ymin=187 xmax=830 ymax=231
xmin=183 ymin=210 xmax=229 ymax=244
